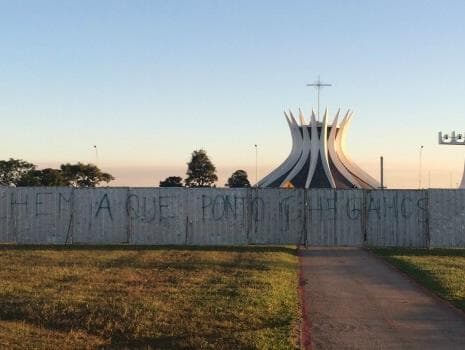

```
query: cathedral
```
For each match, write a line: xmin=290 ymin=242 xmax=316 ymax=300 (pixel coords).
xmin=257 ymin=108 xmax=380 ymax=189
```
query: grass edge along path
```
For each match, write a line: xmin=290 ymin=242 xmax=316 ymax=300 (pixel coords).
xmin=370 ymin=247 xmax=465 ymax=314
xmin=0 ymin=245 xmax=300 ymax=349
xmin=297 ymin=246 xmax=312 ymax=350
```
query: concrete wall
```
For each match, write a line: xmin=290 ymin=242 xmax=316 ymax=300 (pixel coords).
xmin=0 ymin=187 xmax=464 ymax=247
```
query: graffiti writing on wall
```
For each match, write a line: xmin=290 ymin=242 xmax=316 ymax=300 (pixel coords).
xmin=126 ymin=194 xmax=176 ymax=223
xmin=0 ymin=190 xmax=428 ymax=225
xmin=0 ymin=188 xmax=435 ymax=245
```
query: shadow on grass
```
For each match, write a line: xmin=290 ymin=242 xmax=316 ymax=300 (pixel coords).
xmin=0 ymin=244 xmax=298 ymax=275
xmin=99 ymin=319 xmax=292 ymax=350
xmin=371 ymin=248 xmax=465 ymax=312
xmin=381 ymin=256 xmax=449 ymax=296
xmin=94 ymin=256 xmax=297 ymax=272
xmin=0 ymin=244 xmax=297 ymax=255
xmin=370 ymin=247 xmax=465 ymax=258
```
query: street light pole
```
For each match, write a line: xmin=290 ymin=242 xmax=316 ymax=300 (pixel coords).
xmin=254 ymin=144 xmax=258 ymax=186
xmin=380 ymin=156 xmax=384 ymax=189
xmin=93 ymin=145 xmax=99 ymax=166
xmin=419 ymin=146 xmax=424 ymax=189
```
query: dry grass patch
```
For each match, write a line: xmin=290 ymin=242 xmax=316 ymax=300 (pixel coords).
xmin=0 ymin=245 xmax=299 ymax=349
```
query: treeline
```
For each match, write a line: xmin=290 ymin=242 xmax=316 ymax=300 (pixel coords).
xmin=159 ymin=149 xmax=251 ymax=188
xmin=0 ymin=159 xmax=114 ymax=187
xmin=0 ymin=149 xmax=252 ymax=188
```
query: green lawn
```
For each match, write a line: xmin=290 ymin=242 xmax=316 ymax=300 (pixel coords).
xmin=0 ymin=245 xmax=299 ymax=349
xmin=371 ymin=248 xmax=465 ymax=312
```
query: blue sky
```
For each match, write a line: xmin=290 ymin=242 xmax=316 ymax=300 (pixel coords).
xmin=1 ymin=1 xmax=465 ymax=187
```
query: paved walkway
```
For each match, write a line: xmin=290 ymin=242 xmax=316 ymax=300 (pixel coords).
xmin=300 ymin=247 xmax=465 ymax=350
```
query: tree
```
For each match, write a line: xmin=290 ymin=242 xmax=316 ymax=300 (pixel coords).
xmin=225 ymin=170 xmax=251 ymax=188
xmin=0 ymin=158 xmax=36 ymax=186
xmin=60 ymin=162 xmax=114 ymax=187
xmin=159 ymin=176 xmax=183 ymax=187
xmin=185 ymin=149 xmax=218 ymax=187
xmin=17 ymin=168 xmax=67 ymax=186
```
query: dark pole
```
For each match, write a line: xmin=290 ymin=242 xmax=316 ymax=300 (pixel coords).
xmin=419 ymin=145 xmax=424 ymax=189
xmin=254 ymin=144 xmax=258 ymax=186
xmin=380 ymin=156 xmax=384 ymax=189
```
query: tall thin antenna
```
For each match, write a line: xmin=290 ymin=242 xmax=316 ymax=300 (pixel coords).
xmin=307 ymin=76 xmax=332 ymax=121
xmin=254 ymin=144 xmax=258 ymax=186
xmin=380 ymin=156 xmax=384 ymax=189
xmin=419 ymin=145 xmax=424 ymax=189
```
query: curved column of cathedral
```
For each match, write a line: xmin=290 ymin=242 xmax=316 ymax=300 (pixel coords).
xmin=280 ymin=110 xmax=311 ymax=186
xmin=305 ymin=110 xmax=320 ymax=188
xmin=335 ymin=112 xmax=380 ymax=188
xmin=257 ymin=112 xmax=302 ymax=187
xmin=318 ymin=108 xmax=336 ymax=188
xmin=327 ymin=110 xmax=362 ymax=188
xmin=460 ymin=161 xmax=465 ymax=189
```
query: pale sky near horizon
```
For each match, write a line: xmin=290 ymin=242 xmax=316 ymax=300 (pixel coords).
xmin=1 ymin=1 xmax=465 ymax=188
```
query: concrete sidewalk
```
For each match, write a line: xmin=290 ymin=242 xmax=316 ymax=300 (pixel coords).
xmin=300 ymin=247 xmax=465 ymax=350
